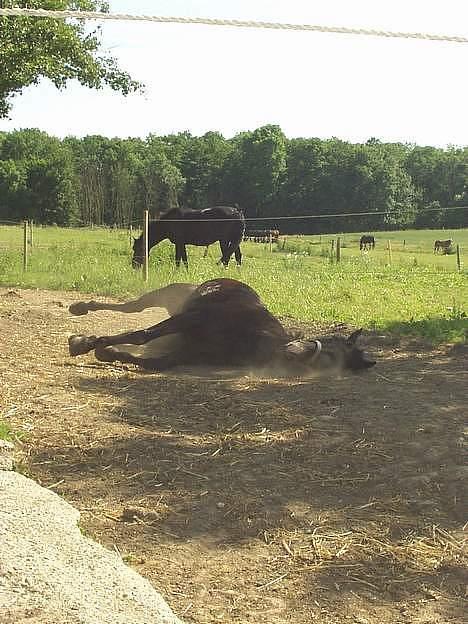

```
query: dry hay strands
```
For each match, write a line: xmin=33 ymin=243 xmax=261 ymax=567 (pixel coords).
xmin=270 ymin=521 xmax=467 ymax=584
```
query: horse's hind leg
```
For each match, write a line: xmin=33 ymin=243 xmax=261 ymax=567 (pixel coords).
xmin=218 ymin=238 xmax=242 ymax=267
xmin=217 ymin=241 xmax=229 ymax=266
xmin=69 ymin=283 xmax=197 ymax=317
xmin=234 ymin=245 xmax=242 ymax=266
xmin=69 ymin=310 xmax=202 ymax=357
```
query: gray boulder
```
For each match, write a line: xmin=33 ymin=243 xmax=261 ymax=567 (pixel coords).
xmin=0 ymin=471 xmax=183 ymax=624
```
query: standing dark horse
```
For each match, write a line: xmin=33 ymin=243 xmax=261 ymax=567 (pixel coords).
xmin=360 ymin=235 xmax=375 ymax=251
xmin=132 ymin=206 xmax=245 ymax=269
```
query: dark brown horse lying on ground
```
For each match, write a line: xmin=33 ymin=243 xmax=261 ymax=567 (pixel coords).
xmin=68 ymin=279 xmax=376 ymax=376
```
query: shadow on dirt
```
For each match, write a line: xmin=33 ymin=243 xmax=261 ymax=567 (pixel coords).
xmin=382 ymin=315 xmax=467 ymax=345
xmin=32 ymin=335 xmax=467 ymax=613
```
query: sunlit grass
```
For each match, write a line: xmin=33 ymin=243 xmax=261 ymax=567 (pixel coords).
xmin=0 ymin=225 xmax=466 ymax=343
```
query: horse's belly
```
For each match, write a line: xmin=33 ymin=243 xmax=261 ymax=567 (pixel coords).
xmin=186 ymin=237 xmax=217 ymax=246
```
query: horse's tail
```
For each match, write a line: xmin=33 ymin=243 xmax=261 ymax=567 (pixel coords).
xmin=236 ymin=206 xmax=246 ymax=241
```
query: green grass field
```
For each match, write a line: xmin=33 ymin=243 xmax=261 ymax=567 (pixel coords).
xmin=0 ymin=225 xmax=466 ymax=343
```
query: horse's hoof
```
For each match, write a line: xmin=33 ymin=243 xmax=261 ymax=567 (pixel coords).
xmin=68 ymin=335 xmax=96 ymax=356
xmin=69 ymin=302 xmax=89 ymax=316
xmin=94 ymin=345 xmax=120 ymax=363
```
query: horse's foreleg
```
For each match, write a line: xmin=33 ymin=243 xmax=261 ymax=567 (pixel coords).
xmin=94 ymin=344 xmax=184 ymax=371
xmin=68 ymin=311 xmax=202 ymax=357
xmin=69 ymin=283 xmax=197 ymax=317
xmin=234 ymin=246 xmax=242 ymax=266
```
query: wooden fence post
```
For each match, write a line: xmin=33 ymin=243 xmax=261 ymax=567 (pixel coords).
xmin=387 ymin=240 xmax=392 ymax=265
xmin=129 ymin=224 xmax=133 ymax=246
xmin=143 ymin=210 xmax=149 ymax=282
xmin=28 ymin=219 xmax=34 ymax=250
xmin=269 ymin=231 xmax=272 ymax=253
xmin=23 ymin=220 xmax=29 ymax=271
xmin=456 ymin=244 xmax=461 ymax=272
xmin=336 ymin=237 xmax=341 ymax=263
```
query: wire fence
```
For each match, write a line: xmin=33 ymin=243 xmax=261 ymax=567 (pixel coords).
xmin=0 ymin=219 xmax=465 ymax=276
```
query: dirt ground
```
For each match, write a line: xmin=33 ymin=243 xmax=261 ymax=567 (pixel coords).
xmin=0 ymin=286 xmax=466 ymax=624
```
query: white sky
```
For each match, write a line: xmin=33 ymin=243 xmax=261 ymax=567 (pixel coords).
xmin=1 ymin=0 xmax=467 ymax=146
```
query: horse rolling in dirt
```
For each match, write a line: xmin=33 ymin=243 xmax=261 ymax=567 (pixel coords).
xmin=434 ymin=239 xmax=453 ymax=254
xmin=68 ymin=278 xmax=376 ymax=376
xmin=360 ymin=235 xmax=375 ymax=251
xmin=132 ymin=206 xmax=245 ymax=269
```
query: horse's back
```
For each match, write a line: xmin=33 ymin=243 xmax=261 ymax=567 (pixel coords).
xmin=186 ymin=205 xmax=243 ymax=221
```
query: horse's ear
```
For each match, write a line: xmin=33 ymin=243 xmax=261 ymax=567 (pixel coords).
xmin=346 ymin=328 xmax=363 ymax=346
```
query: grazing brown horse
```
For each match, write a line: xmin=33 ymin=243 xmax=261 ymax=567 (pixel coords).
xmin=434 ymin=239 xmax=453 ymax=254
xmin=132 ymin=206 xmax=245 ymax=269
xmin=68 ymin=279 xmax=376 ymax=376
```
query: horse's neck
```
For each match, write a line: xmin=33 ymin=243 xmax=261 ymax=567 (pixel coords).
xmin=148 ymin=221 xmax=167 ymax=247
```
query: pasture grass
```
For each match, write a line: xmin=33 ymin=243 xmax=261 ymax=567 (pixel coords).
xmin=0 ymin=421 xmax=14 ymax=441
xmin=0 ymin=225 xmax=467 ymax=343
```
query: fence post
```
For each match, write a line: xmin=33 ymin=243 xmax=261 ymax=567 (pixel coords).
xmin=23 ymin=220 xmax=29 ymax=271
xmin=387 ymin=240 xmax=392 ymax=265
xmin=336 ymin=237 xmax=341 ymax=263
xmin=282 ymin=237 xmax=286 ymax=250
xmin=143 ymin=210 xmax=149 ymax=282
xmin=269 ymin=231 xmax=272 ymax=252
xmin=129 ymin=224 xmax=133 ymax=247
xmin=28 ymin=219 xmax=34 ymax=250
xmin=456 ymin=244 xmax=461 ymax=271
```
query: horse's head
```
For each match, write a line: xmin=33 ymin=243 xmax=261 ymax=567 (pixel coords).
xmin=339 ymin=328 xmax=376 ymax=371
xmin=131 ymin=236 xmax=144 ymax=269
xmin=280 ymin=328 xmax=375 ymax=375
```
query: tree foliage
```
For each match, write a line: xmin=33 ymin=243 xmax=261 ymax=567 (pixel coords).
xmin=0 ymin=126 xmax=467 ymax=230
xmin=0 ymin=0 xmax=141 ymax=117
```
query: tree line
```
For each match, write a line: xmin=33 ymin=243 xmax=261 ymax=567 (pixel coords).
xmin=0 ymin=125 xmax=466 ymax=233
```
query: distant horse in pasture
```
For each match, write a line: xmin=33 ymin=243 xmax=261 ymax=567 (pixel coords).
xmin=132 ymin=206 xmax=245 ymax=269
xmin=245 ymin=229 xmax=280 ymax=243
xmin=68 ymin=278 xmax=376 ymax=376
xmin=434 ymin=239 xmax=453 ymax=254
xmin=360 ymin=235 xmax=375 ymax=251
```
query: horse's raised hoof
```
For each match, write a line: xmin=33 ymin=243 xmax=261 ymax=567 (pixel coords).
xmin=68 ymin=334 xmax=97 ymax=356
xmin=69 ymin=302 xmax=89 ymax=316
